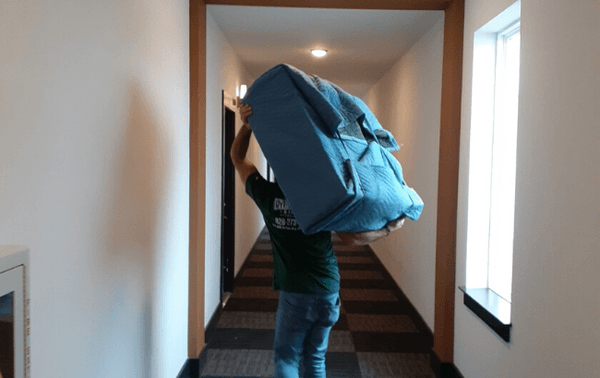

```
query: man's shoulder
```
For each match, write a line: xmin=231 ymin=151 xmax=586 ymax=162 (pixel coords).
xmin=246 ymin=171 xmax=268 ymax=191
xmin=246 ymin=172 xmax=280 ymax=205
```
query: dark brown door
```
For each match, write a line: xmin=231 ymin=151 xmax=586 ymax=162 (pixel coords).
xmin=221 ymin=92 xmax=236 ymax=295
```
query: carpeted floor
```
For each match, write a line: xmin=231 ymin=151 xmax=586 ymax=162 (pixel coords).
xmin=201 ymin=228 xmax=437 ymax=378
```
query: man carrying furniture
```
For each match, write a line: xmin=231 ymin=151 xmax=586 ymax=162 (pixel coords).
xmin=230 ymin=104 xmax=405 ymax=378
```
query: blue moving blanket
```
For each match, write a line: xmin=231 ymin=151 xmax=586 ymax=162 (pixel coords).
xmin=244 ymin=64 xmax=424 ymax=234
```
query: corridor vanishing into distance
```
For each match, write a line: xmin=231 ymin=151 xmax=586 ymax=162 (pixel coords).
xmin=200 ymin=228 xmax=437 ymax=378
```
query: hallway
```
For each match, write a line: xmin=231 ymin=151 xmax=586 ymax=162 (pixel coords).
xmin=199 ymin=228 xmax=437 ymax=377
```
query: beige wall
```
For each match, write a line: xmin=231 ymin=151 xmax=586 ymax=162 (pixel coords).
xmin=454 ymin=0 xmax=600 ymax=376
xmin=205 ymin=7 xmax=264 ymax=326
xmin=362 ymin=14 xmax=445 ymax=331
xmin=0 ymin=0 xmax=190 ymax=377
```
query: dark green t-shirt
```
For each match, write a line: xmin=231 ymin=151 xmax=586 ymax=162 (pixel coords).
xmin=246 ymin=172 xmax=340 ymax=294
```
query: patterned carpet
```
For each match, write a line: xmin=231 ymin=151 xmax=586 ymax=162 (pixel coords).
xmin=200 ymin=228 xmax=437 ymax=378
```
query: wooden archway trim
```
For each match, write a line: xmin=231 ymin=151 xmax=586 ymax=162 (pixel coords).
xmin=434 ymin=0 xmax=464 ymax=363
xmin=189 ymin=0 xmax=207 ymax=359
xmin=189 ymin=0 xmax=464 ymax=363
xmin=204 ymin=0 xmax=450 ymax=10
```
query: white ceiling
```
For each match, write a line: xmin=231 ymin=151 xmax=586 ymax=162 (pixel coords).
xmin=207 ymin=5 xmax=444 ymax=97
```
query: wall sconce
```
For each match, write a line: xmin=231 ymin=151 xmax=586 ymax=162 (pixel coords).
xmin=236 ymin=85 xmax=247 ymax=108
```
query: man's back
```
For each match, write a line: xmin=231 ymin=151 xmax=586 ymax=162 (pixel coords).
xmin=245 ymin=172 xmax=339 ymax=295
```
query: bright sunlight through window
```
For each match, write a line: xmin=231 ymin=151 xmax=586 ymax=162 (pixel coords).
xmin=466 ymin=2 xmax=521 ymax=304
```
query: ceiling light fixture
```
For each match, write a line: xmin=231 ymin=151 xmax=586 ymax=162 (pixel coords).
xmin=311 ymin=49 xmax=328 ymax=58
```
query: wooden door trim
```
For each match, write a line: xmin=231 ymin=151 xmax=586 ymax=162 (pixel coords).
xmin=189 ymin=0 xmax=464 ymax=362
xmin=434 ymin=0 xmax=464 ymax=363
xmin=189 ymin=0 xmax=206 ymax=359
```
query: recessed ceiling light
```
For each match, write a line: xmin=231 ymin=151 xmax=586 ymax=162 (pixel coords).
xmin=311 ymin=49 xmax=328 ymax=58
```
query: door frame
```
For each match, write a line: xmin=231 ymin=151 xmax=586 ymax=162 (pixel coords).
xmin=189 ymin=0 xmax=464 ymax=363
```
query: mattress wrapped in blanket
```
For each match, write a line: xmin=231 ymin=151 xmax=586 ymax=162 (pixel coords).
xmin=244 ymin=64 xmax=423 ymax=234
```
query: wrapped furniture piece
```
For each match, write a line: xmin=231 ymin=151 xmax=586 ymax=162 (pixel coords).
xmin=244 ymin=64 xmax=424 ymax=234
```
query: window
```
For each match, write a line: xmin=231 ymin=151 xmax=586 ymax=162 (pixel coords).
xmin=462 ymin=1 xmax=521 ymax=342
xmin=487 ymin=22 xmax=520 ymax=302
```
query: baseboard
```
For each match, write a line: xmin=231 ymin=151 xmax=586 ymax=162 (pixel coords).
xmin=176 ymin=340 xmax=211 ymax=378
xmin=175 ymin=358 xmax=199 ymax=378
xmin=430 ymin=350 xmax=465 ymax=378
xmin=441 ymin=363 xmax=465 ymax=378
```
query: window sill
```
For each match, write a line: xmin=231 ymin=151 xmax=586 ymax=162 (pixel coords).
xmin=459 ymin=287 xmax=511 ymax=342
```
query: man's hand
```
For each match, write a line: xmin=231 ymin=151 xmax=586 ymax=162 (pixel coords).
xmin=386 ymin=216 xmax=406 ymax=233
xmin=240 ymin=104 xmax=252 ymax=127
xmin=336 ymin=215 xmax=406 ymax=246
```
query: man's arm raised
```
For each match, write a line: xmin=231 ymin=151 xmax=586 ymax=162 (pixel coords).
xmin=230 ymin=104 xmax=258 ymax=185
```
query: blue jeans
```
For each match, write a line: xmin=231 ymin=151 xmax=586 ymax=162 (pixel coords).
xmin=274 ymin=290 xmax=341 ymax=378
